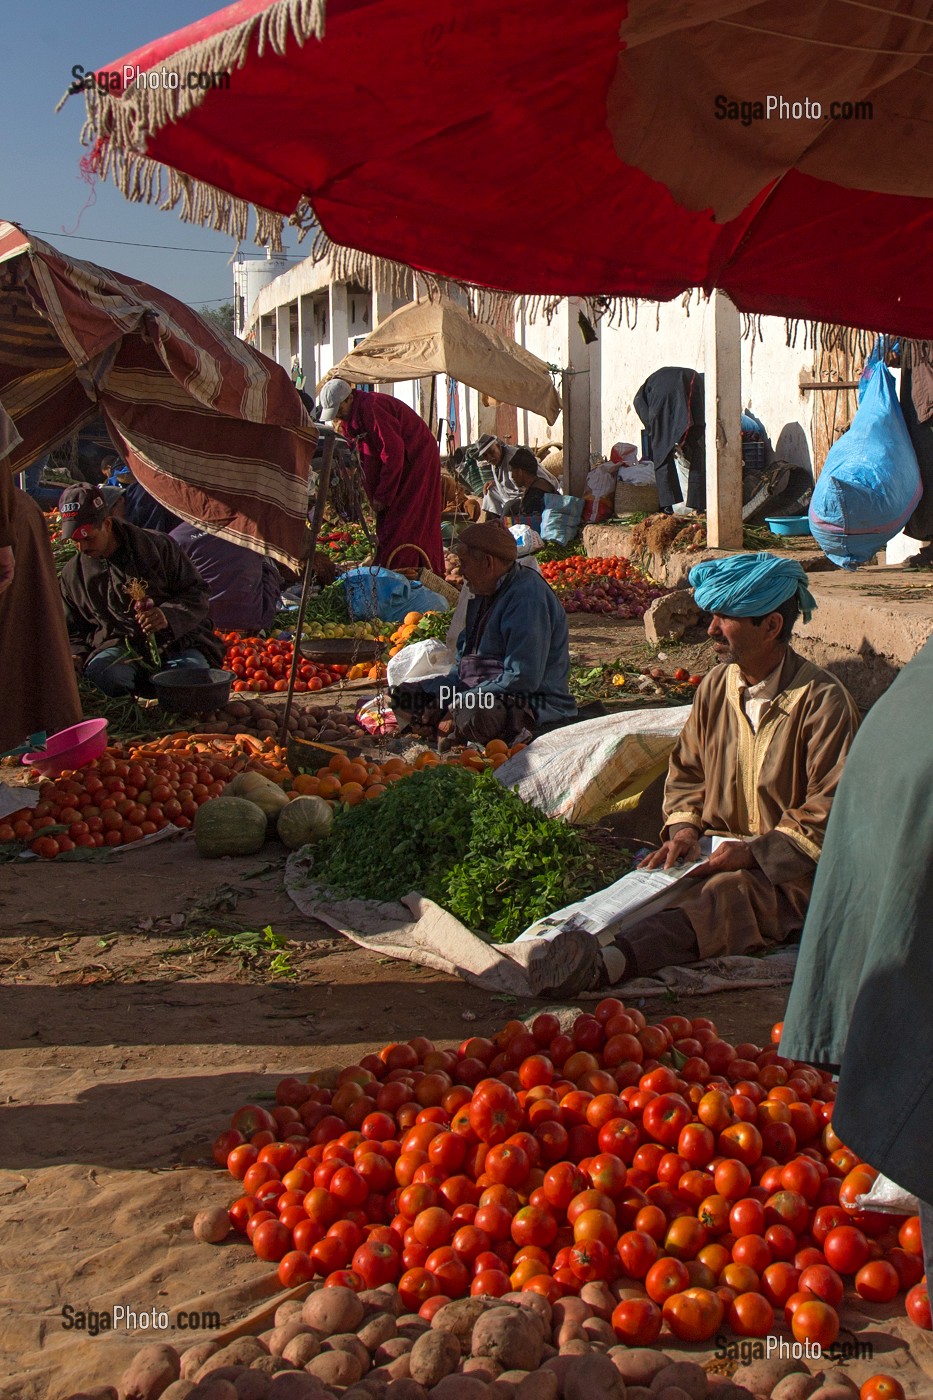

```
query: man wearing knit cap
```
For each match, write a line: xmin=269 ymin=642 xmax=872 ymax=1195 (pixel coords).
xmin=522 ymin=552 xmax=861 ymax=998
xmin=391 ymin=519 xmax=575 ymax=745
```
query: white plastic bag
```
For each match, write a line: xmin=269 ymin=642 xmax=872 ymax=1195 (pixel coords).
xmin=853 ymin=1172 xmax=920 ymax=1216
xmin=386 ymin=638 xmax=453 ymax=687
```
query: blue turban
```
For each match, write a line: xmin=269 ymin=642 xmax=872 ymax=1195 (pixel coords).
xmin=689 ymin=552 xmax=817 ymax=623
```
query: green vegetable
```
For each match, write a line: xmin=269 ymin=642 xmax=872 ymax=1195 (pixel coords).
xmin=410 ymin=612 xmax=451 ymax=643
xmin=304 ymin=580 xmax=353 ymax=624
xmin=194 ymin=796 xmax=268 ymax=857
xmin=277 ymin=795 xmax=334 ymax=850
xmin=310 ymin=767 xmax=630 ymax=943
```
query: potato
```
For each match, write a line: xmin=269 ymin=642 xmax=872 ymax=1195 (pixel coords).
xmin=563 ymin=1352 xmax=626 ymax=1400
xmin=375 ymin=1338 xmax=414 ymax=1366
xmin=269 ymin=1321 xmax=315 ymax=1358
xmin=556 ymin=1323 xmax=587 ymax=1349
xmin=814 ymin=1372 xmax=858 ymax=1396
xmin=197 ymin=1341 xmax=267 ymax=1381
xmin=608 ymin=1349 xmax=671 ymax=1387
xmin=232 ymin=1376 xmax=271 ymax=1400
xmin=408 ymin=1331 xmax=460 ymax=1388
xmin=649 ymin=1362 xmax=709 ymax=1400
xmin=193 ymin=1207 xmax=231 ymax=1244
xmin=733 ymin=1360 xmax=807 ymax=1395
xmin=430 ymin=1298 xmax=489 ymax=1346
xmin=652 ymin=1388 xmax=694 ymax=1400
xmin=181 ymin=1346 xmax=221 ymax=1382
xmin=267 ymin=1377 xmax=329 ymax=1400
xmin=383 ymin=1383 xmax=428 ymax=1400
xmin=551 ymin=1299 xmax=590 ymax=1330
xmin=302 ymin=1286 xmax=364 ymax=1336
xmin=249 ymin=1359 xmax=292 ymax=1378
xmin=471 ymin=1308 xmax=543 ymax=1374
xmin=770 ymin=1377 xmax=824 ymax=1400
xmin=186 ymin=1383 xmax=239 ymax=1400
xmin=305 ymin=1350 xmax=365 ymax=1388
xmin=359 ymin=1314 xmax=398 ymax=1352
xmin=382 ymin=1354 xmax=413 ymax=1381
xmin=323 ymin=1334 xmax=370 ymax=1371
xmin=121 ymin=1343 xmax=182 ymax=1400
xmin=160 ymin=1384 xmax=196 ymax=1400
xmin=428 ymin=1378 xmax=490 ymax=1400
xmin=397 ymin=1316 xmax=431 ymax=1338
xmin=808 ymin=1388 xmax=863 ymax=1400
xmin=582 ymin=1318 xmax=616 ymax=1348
xmin=460 ymin=1358 xmax=500 ymax=1382
xmin=579 ymin=1283 xmax=615 ymax=1321
xmin=510 ymin=1293 xmax=551 ymax=1334
xmin=69 ymin=1390 xmax=119 ymax=1400
xmin=627 ymin=1390 xmax=654 ymax=1400
xmin=515 ymin=1371 xmax=558 ymax=1400
xmin=560 ymin=1340 xmax=592 ymax=1357
xmin=281 ymin=1335 xmax=321 ymax=1369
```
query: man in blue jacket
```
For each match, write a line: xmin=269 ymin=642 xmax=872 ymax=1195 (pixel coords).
xmin=393 ymin=521 xmax=576 ymax=745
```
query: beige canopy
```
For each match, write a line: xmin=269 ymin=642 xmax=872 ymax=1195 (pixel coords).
xmin=322 ymin=298 xmax=562 ymax=424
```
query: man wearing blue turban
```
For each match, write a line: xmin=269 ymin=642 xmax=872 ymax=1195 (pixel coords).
xmin=523 ymin=553 xmax=861 ymax=998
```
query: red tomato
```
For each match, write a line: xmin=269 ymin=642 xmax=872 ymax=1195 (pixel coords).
xmin=642 ymin=1093 xmax=694 ymax=1147
xmin=799 ymin=1263 xmax=844 ymax=1307
xmin=907 ymin=1281 xmax=932 ymax=1330
xmin=277 ymin=1250 xmax=316 ymax=1287
xmin=468 ymin=1080 xmax=522 ymax=1146
xmin=728 ymin=1291 xmax=774 ymax=1337
xmin=569 ymin=1239 xmax=612 ymax=1282
xmin=645 ymin=1256 xmax=690 ymax=1304
xmin=860 ymin=1378 xmax=906 ymax=1400
xmin=353 ymin=1240 xmax=400 ymax=1288
xmin=662 ymin=1287 xmax=724 ymax=1342
xmin=610 ymin=1297 xmax=662 ymax=1345
xmin=251 ymin=1218 xmax=293 ymax=1262
xmin=791 ymin=1299 xmax=839 ymax=1349
xmin=823 ymin=1224 xmax=870 ymax=1275
xmin=855 ymin=1260 xmax=900 ymax=1304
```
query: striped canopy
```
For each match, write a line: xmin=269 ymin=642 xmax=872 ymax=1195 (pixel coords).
xmin=0 ymin=221 xmax=317 ymax=569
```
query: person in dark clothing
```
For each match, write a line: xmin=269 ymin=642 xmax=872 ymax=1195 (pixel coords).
xmin=901 ymin=360 xmax=933 ymax=556
xmin=634 ymin=367 xmax=706 ymax=513
xmin=170 ymin=522 xmax=282 ymax=634
xmin=509 ymin=447 xmax=560 ymax=519
xmin=58 ymin=484 xmax=223 ymax=698
xmin=122 ymin=478 xmax=181 ymax=533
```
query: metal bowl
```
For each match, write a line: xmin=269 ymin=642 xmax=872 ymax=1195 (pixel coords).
xmin=150 ymin=667 xmax=235 ymax=715
xmin=299 ymin=638 xmax=383 ymax=664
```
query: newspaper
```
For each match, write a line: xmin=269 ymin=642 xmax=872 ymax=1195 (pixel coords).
xmin=513 ymin=836 xmax=743 ymax=944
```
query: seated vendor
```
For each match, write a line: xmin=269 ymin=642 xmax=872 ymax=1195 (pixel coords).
xmin=508 ymin=447 xmax=560 ymax=520
xmin=517 ymin=553 xmax=861 ymax=996
xmin=58 ymin=484 xmax=224 ymax=698
xmin=392 ymin=521 xmax=576 ymax=746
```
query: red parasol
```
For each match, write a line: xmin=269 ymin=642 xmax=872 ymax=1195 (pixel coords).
xmin=0 ymin=221 xmax=316 ymax=569
xmin=73 ymin=0 xmax=933 ymax=338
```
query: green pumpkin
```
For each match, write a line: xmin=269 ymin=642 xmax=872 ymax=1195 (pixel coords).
xmin=194 ymin=796 xmax=268 ymax=858
xmin=277 ymin=795 xmax=335 ymax=851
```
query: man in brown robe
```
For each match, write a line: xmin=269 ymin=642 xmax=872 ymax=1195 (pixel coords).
xmin=0 ymin=462 xmax=82 ymax=753
xmin=517 ymin=553 xmax=861 ymax=996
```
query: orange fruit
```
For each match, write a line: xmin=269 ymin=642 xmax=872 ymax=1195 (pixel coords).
xmin=293 ymin=774 xmax=320 ymax=795
xmin=317 ymin=774 xmax=341 ymax=798
xmin=508 ymin=743 xmax=527 ymax=756
xmin=382 ymin=758 xmax=409 ymax=776
xmin=364 ymin=785 xmax=387 ymax=801
xmin=485 ymin=739 xmax=509 ymax=757
xmin=327 ymin=753 xmax=351 ymax=773
xmin=339 ymin=781 xmax=365 ymax=805
xmin=343 ymin=762 xmax=369 ymax=785
xmin=489 ymin=754 xmax=508 ymax=769
xmin=403 ymin=612 xmax=422 ymax=627
xmin=414 ymin=752 xmax=439 ymax=769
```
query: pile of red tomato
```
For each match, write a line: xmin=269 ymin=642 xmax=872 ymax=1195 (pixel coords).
xmin=1 ymin=749 xmax=235 ymax=858
xmin=220 ymin=635 xmax=344 ymax=694
xmin=538 ymin=556 xmax=665 ymax=619
xmin=212 ymin=1005 xmax=931 ymax=1352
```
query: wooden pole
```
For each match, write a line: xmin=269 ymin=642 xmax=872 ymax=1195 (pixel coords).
xmin=703 ymin=291 xmax=743 ymax=550
xmin=279 ymin=431 xmax=337 ymax=746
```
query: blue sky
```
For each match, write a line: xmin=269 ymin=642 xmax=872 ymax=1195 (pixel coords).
xmin=2 ymin=1 xmax=303 ymax=309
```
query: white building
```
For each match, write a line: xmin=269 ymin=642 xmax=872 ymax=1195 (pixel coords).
xmin=239 ymin=251 xmax=842 ymax=498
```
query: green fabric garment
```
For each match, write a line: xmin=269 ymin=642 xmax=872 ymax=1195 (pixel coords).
xmin=780 ymin=635 xmax=933 ymax=1201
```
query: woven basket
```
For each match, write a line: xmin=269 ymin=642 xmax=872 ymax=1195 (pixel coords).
xmin=386 ymin=544 xmax=461 ymax=607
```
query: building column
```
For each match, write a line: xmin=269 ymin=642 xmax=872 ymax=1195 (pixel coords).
xmin=259 ymin=316 xmax=275 ymax=360
xmin=564 ymin=298 xmax=590 ymax=496
xmin=329 ymin=281 xmax=349 ymax=373
xmin=703 ymin=291 xmax=743 ymax=549
xmin=275 ymin=303 xmax=293 ymax=373
xmin=298 ymin=294 xmax=315 ymax=391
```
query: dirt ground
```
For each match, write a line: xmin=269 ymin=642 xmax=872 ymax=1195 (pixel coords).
xmin=0 ymin=615 xmax=923 ymax=1399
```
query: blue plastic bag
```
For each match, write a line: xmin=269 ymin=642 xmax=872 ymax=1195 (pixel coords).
xmin=540 ymin=493 xmax=584 ymax=545
xmin=342 ymin=567 xmax=449 ymax=623
xmin=809 ymin=363 xmax=922 ymax=570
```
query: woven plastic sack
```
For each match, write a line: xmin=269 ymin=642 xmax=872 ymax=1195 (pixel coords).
xmin=809 ymin=363 xmax=922 ymax=569
xmin=540 ymin=492 xmax=584 ymax=544
xmin=854 ymin=1172 xmax=920 ymax=1216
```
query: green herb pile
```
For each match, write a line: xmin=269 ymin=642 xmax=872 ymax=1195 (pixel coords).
xmin=309 ymin=766 xmax=629 ymax=943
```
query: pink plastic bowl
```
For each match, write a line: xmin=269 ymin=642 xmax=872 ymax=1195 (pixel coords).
xmin=22 ymin=718 xmax=109 ymax=778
